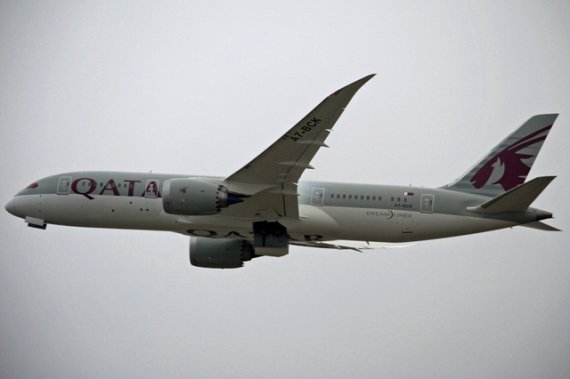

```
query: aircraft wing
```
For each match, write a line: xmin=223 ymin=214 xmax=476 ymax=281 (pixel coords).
xmin=223 ymin=74 xmax=375 ymax=219
xmin=291 ymin=240 xmax=417 ymax=252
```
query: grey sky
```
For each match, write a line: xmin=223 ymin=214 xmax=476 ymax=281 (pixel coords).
xmin=1 ymin=1 xmax=569 ymax=378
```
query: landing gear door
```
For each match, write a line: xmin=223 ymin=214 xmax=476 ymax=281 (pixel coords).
xmin=57 ymin=176 xmax=72 ymax=195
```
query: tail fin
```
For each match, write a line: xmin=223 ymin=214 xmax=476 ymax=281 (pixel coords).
xmin=444 ymin=114 xmax=558 ymax=197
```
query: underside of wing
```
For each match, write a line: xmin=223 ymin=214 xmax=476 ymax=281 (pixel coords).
xmin=291 ymin=240 xmax=417 ymax=252
xmin=223 ymin=74 xmax=375 ymax=219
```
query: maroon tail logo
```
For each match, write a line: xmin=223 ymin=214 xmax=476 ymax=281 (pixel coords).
xmin=471 ymin=126 xmax=551 ymax=191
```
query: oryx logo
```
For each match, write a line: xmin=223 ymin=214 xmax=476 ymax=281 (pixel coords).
xmin=471 ymin=125 xmax=551 ymax=191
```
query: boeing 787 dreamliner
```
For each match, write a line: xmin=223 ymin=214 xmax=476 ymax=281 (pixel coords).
xmin=5 ymin=75 xmax=558 ymax=268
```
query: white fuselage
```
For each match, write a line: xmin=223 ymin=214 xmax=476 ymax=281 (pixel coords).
xmin=6 ymin=172 xmax=523 ymax=244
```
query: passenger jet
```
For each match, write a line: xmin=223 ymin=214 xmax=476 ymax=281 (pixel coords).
xmin=5 ymin=75 xmax=559 ymax=268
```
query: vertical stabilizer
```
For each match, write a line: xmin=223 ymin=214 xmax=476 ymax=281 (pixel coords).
xmin=444 ymin=114 xmax=557 ymax=197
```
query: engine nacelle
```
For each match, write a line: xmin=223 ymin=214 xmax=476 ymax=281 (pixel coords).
xmin=189 ymin=237 xmax=255 ymax=269
xmin=163 ymin=178 xmax=230 ymax=215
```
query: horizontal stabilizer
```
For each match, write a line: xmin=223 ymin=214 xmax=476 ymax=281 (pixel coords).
xmin=467 ymin=176 xmax=555 ymax=213
xmin=521 ymin=221 xmax=561 ymax=232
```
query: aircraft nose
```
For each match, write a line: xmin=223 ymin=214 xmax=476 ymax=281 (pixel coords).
xmin=5 ymin=198 xmax=16 ymax=216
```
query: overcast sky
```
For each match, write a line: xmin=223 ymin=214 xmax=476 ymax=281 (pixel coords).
xmin=1 ymin=1 xmax=569 ymax=378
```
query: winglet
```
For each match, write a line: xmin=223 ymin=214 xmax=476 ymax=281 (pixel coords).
xmin=330 ymin=74 xmax=376 ymax=97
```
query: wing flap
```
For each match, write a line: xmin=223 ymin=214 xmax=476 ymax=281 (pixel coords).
xmin=291 ymin=240 xmax=417 ymax=252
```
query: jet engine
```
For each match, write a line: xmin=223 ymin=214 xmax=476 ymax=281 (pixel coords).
xmin=189 ymin=237 xmax=255 ymax=269
xmin=162 ymin=178 xmax=241 ymax=215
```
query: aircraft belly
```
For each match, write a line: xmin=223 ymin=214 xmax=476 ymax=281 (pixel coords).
xmin=321 ymin=206 xmax=410 ymax=242
xmin=281 ymin=204 xmax=341 ymax=242
xmin=37 ymin=194 xmax=177 ymax=230
xmin=14 ymin=195 xmax=516 ymax=243
xmin=408 ymin=213 xmax=515 ymax=241
xmin=321 ymin=206 xmax=515 ymax=242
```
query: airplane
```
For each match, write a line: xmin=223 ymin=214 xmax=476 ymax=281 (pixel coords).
xmin=5 ymin=74 xmax=559 ymax=268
